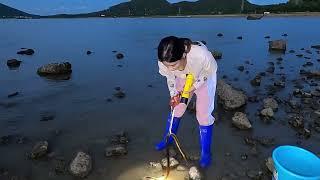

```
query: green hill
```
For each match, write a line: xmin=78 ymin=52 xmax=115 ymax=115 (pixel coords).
xmin=0 ymin=3 xmax=37 ymax=18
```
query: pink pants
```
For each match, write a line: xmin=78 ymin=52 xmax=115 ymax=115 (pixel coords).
xmin=173 ymin=75 xmax=217 ymax=126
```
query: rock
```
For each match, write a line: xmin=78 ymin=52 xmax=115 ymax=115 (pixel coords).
xmin=116 ymin=53 xmax=124 ymax=59
xmin=217 ymin=80 xmax=247 ymax=110
xmin=263 ymin=98 xmax=278 ymax=111
xmin=40 ymin=113 xmax=55 ymax=121
xmin=258 ymin=137 xmax=275 ymax=147
xmin=54 ymin=158 xmax=66 ymax=174
xmin=113 ymin=90 xmax=126 ymax=99
xmin=266 ymin=66 xmax=275 ymax=74
xmin=251 ymin=75 xmax=262 ymax=86
xmin=7 ymin=59 xmax=22 ymax=68
xmin=237 ymin=36 xmax=243 ymax=40
xmin=189 ymin=166 xmax=201 ymax=180
xmin=105 ymin=144 xmax=128 ymax=157
xmin=0 ymin=135 xmax=12 ymax=145
xmin=232 ymin=112 xmax=252 ymax=130
xmin=274 ymin=81 xmax=285 ymax=88
xmin=177 ymin=165 xmax=187 ymax=171
xmin=241 ymin=154 xmax=248 ymax=160
xmin=17 ymin=48 xmax=34 ymax=55
xmin=304 ymin=57 xmax=311 ymax=60
xmin=311 ymin=45 xmax=320 ymax=50
xmin=189 ymin=155 xmax=200 ymax=161
xmin=86 ymin=51 xmax=92 ymax=55
xmin=161 ymin=157 xmax=179 ymax=169
xmin=217 ymin=33 xmax=223 ymax=37
xmin=237 ymin=66 xmax=245 ymax=72
xmin=266 ymin=157 xmax=274 ymax=173
xmin=264 ymin=36 xmax=270 ymax=39
xmin=246 ymin=170 xmax=263 ymax=179
xmin=311 ymin=90 xmax=320 ymax=97
xmin=37 ymin=62 xmax=72 ymax=76
xmin=296 ymin=54 xmax=303 ymax=57
xmin=305 ymin=50 xmax=312 ymax=54
xmin=269 ymin=40 xmax=286 ymax=52
xmin=30 ymin=141 xmax=48 ymax=159
xmin=110 ymin=131 xmax=129 ymax=145
xmin=69 ymin=151 xmax=92 ymax=178
xmin=276 ymin=57 xmax=283 ymax=61
xmin=8 ymin=92 xmax=19 ymax=98
xmin=288 ymin=115 xmax=304 ymax=128
xmin=282 ymin=33 xmax=288 ymax=37
xmin=260 ymin=108 xmax=274 ymax=118
xmin=211 ymin=51 xmax=222 ymax=59
xmin=289 ymin=50 xmax=295 ymax=53
xmin=149 ymin=162 xmax=162 ymax=171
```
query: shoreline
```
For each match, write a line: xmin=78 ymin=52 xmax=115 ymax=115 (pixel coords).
xmin=1 ymin=12 xmax=320 ymax=19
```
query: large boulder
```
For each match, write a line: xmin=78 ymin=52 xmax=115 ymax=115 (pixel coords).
xmin=69 ymin=151 xmax=92 ymax=178
xmin=37 ymin=62 xmax=72 ymax=76
xmin=217 ymin=80 xmax=247 ymax=110
xmin=269 ymin=40 xmax=286 ymax=52
xmin=263 ymin=98 xmax=279 ymax=111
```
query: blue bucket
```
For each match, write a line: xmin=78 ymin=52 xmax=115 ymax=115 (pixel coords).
xmin=272 ymin=146 xmax=320 ymax=180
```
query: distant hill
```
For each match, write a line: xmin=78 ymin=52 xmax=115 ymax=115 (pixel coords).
xmin=0 ymin=3 xmax=38 ymax=18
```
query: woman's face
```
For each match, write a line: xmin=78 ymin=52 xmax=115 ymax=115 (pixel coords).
xmin=162 ymin=58 xmax=186 ymax=71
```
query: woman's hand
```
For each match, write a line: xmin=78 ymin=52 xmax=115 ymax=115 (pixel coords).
xmin=169 ymin=94 xmax=181 ymax=108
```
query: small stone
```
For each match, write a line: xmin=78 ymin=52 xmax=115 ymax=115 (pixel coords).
xmin=86 ymin=51 xmax=92 ymax=55
xmin=263 ymin=98 xmax=278 ymax=111
xmin=17 ymin=48 xmax=34 ymax=55
xmin=217 ymin=33 xmax=223 ymax=37
xmin=69 ymin=151 xmax=92 ymax=178
xmin=189 ymin=166 xmax=201 ymax=180
xmin=260 ymin=108 xmax=274 ymax=118
xmin=105 ymin=144 xmax=128 ymax=157
xmin=296 ymin=54 xmax=303 ymax=57
xmin=177 ymin=165 xmax=187 ymax=171
xmin=30 ymin=141 xmax=49 ymax=159
xmin=7 ymin=59 xmax=22 ymax=68
xmin=266 ymin=157 xmax=274 ymax=173
xmin=232 ymin=112 xmax=252 ymax=130
xmin=189 ymin=155 xmax=200 ymax=161
xmin=115 ymin=87 xmax=121 ymax=91
xmin=282 ymin=33 xmax=288 ymax=37
xmin=258 ymin=137 xmax=275 ymax=147
xmin=246 ymin=170 xmax=263 ymax=179
xmin=266 ymin=66 xmax=275 ymax=74
xmin=149 ymin=162 xmax=162 ymax=171
xmin=289 ymin=50 xmax=295 ymax=53
xmin=116 ymin=53 xmax=124 ymax=59
xmin=113 ymin=90 xmax=126 ymax=99
xmin=8 ymin=92 xmax=19 ymax=98
xmin=248 ymin=96 xmax=259 ymax=103
xmin=276 ymin=57 xmax=283 ymax=61
xmin=288 ymin=115 xmax=304 ymax=128
xmin=237 ymin=36 xmax=243 ymax=40
xmin=251 ymin=75 xmax=261 ymax=86
xmin=264 ymin=36 xmax=270 ymax=39
xmin=237 ymin=66 xmax=245 ymax=72
xmin=40 ymin=113 xmax=55 ymax=121
xmin=161 ymin=157 xmax=179 ymax=168
xmin=241 ymin=154 xmax=248 ymax=160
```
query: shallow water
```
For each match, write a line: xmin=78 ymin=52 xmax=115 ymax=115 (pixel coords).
xmin=0 ymin=17 xmax=320 ymax=180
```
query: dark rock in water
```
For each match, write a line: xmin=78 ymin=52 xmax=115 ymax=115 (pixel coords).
xmin=86 ymin=50 xmax=92 ymax=55
xmin=200 ymin=40 xmax=207 ymax=45
xmin=311 ymin=45 xmax=320 ymax=50
xmin=303 ymin=62 xmax=314 ymax=67
xmin=54 ymin=158 xmax=67 ymax=174
xmin=69 ymin=151 xmax=92 ymax=178
xmin=305 ymin=50 xmax=312 ymax=54
xmin=259 ymin=72 xmax=266 ymax=76
xmin=274 ymin=81 xmax=285 ymax=88
xmin=116 ymin=53 xmax=124 ymax=59
xmin=115 ymin=87 xmax=121 ymax=91
xmin=266 ymin=66 xmax=275 ymax=74
xmin=217 ymin=80 xmax=247 ymax=110
xmin=110 ymin=131 xmax=129 ymax=145
xmin=217 ymin=33 xmax=223 ymax=37
xmin=282 ymin=33 xmax=288 ymax=37
xmin=112 ymin=50 xmax=117 ymax=53
xmin=40 ymin=113 xmax=55 ymax=121
xmin=264 ymin=36 xmax=270 ymax=39
xmin=245 ymin=71 xmax=249 ymax=74
xmin=0 ymin=135 xmax=12 ymax=145
xmin=233 ymin=78 xmax=239 ymax=82
xmin=276 ymin=57 xmax=283 ymax=61
xmin=251 ymin=75 xmax=262 ymax=86
xmin=8 ymin=92 xmax=19 ymax=98
xmin=258 ymin=137 xmax=275 ymax=147
xmin=232 ymin=112 xmax=252 ymax=130
xmin=37 ymin=62 xmax=72 ymax=76
xmin=211 ymin=50 xmax=222 ymax=59
xmin=269 ymin=40 xmax=286 ymax=52
xmin=263 ymin=98 xmax=278 ymax=111
xmin=30 ymin=141 xmax=49 ymax=159
xmin=222 ymin=75 xmax=228 ymax=79
xmin=288 ymin=115 xmax=304 ymax=129
xmin=289 ymin=50 xmax=295 ymax=53
xmin=113 ymin=90 xmax=126 ymax=99
xmin=279 ymin=66 xmax=284 ymax=69
xmin=147 ymin=84 xmax=153 ymax=88
xmin=304 ymin=57 xmax=311 ymax=60
xmin=7 ymin=59 xmax=22 ymax=68
xmin=117 ymin=64 xmax=123 ymax=67
xmin=244 ymin=137 xmax=258 ymax=146
xmin=311 ymin=90 xmax=320 ymax=97
xmin=105 ymin=144 xmax=127 ymax=157
xmin=237 ymin=36 xmax=243 ymax=40
xmin=17 ymin=48 xmax=34 ymax=55
xmin=245 ymin=60 xmax=250 ymax=64
xmin=296 ymin=54 xmax=303 ymax=57
xmin=241 ymin=154 xmax=248 ymax=160
xmin=301 ymin=48 xmax=305 ymax=50
xmin=237 ymin=66 xmax=245 ymax=72
xmin=297 ymin=128 xmax=311 ymax=139
xmin=246 ymin=170 xmax=264 ymax=179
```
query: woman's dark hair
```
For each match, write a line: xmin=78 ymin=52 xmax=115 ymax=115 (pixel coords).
xmin=158 ymin=36 xmax=192 ymax=62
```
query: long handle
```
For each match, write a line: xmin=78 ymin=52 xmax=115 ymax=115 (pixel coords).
xmin=169 ymin=108 xmax=175 ymax=135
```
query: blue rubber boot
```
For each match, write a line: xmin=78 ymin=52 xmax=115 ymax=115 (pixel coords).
xmin=199 ymin=124 xmax=213 ymax=168
xmin=155 ymin=113 xmax=180 ymax=151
